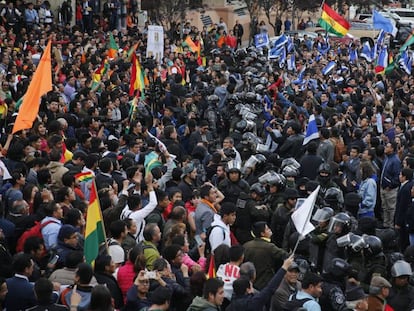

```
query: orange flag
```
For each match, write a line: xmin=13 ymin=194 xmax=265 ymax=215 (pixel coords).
xmin=13 ymin=39 xmax=52 ymax=134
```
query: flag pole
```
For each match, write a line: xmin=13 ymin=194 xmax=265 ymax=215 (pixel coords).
xmin=290 ymin=186 xmax=319 ymax=256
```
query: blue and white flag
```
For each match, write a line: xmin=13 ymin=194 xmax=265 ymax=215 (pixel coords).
xmin=317 ymin=35 xmax=330 ymax=55
xmin=273 ymin=34 xmax=288 ymax=50
xmin=287 ymin=53 xmax=296 ymax=71
xmin=303 ymin=114 xmax=320 ymax=145
xmin=376 ymin=30 xmax=385 ymax=48
xmin=268 ymin=46 xmax=284 ymax=59
xmin=399 ymin=49 xmax=412 ymax=74
xmin=322 ymin=61 xmax=336 ymax=75
xmin=360 ymin=41 xmax=374 ymax=62
xmin=349 ymin=48 xmax=358 ymax=63
xmin=376 ymin=46 xmax=388 ymax=73
xmin=292 ymin=66 xmax=306 ymax=85
xmin=373 ymin=10 xmax=397 ymax=36
xmin=255 ymin=33 xmax=269 ymax=48
xmin=279 ymin=47 xmax=286 ymax=68
xmin=287 ymin=36 xmax=294 ymax=53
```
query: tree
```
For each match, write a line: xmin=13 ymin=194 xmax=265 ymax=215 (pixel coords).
xmin=244 ymin=0 xmax=261 ymax=43
xmin=146 ymin=0 xmax=191 ymax=30
xmin=260 ymin=0 xmax=320 ymax=34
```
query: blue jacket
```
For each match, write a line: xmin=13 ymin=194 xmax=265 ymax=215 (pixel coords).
xmin=226 ymin=267 xmax=287 ymax=311
xmin=381 ymin=153 xmax=401 ymax=189
xmin=358 ymin=178 xmax=377 ymax=214
xmin=5 ymin=275 xmax=37 ymax=310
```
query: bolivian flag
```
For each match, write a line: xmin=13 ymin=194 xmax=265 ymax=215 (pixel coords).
xmin=108 ymin=33 xmax=119 ymax=59
xmin=206 ymin=254 xmax=216 ymax=279
xmin=59 ymin=142 xmax=73 ymax=163
xmin=84 ymin=182 xmax=106 ymax=264
xmin=75 ymin=171 xmax=94 ymax=183
xmin=319 ymin=3 xmax=350 ymax=38
xmin=129 ymin=53 xmax=145 ymax=97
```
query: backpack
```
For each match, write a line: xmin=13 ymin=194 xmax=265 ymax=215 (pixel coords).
xmin=282 ymin=293 xmax=312 ymax=311
xmin=204 ymin=225 xmax=226 ymax=255
xmin=16 ymin=220 xmax=59 ymax=253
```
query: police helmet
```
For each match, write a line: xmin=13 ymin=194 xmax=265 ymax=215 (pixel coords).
xmin=282 ymin=165 xmax=300 ymax=177
xmin=312 ymin=207 xmax=334 ymax=223
xmin=318 ymin=163 xmax=332 ymax=175
xmin=391 ymin=260 xmax=413 ymax=277
xmin=281 ymin=157 xmax=301 ymax=170
xmin=363 ymin=235 xmax=383 ymax=257
xmin=250 ymin=182 xmax=267 ymax=197
xmin=327 ymin=258 xmax=351 ymax=278
xmin=207 ymin=94 xmax=219 ymax=103
xmin=328 ymin=212 xmax=352 ymax=234
xmin=324 ymin=187 xmax=344 ymax=205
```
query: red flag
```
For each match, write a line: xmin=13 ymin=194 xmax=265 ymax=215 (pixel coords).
xmin=207 ymin=254 xmax=216 ymax=279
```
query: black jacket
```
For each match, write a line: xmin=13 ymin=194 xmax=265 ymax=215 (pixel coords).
xmin=94 ymin=272 xmax=124 ymax=309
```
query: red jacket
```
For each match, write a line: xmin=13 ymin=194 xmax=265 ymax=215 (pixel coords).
xmin=117 ymin=261 xmax=135 ymax=302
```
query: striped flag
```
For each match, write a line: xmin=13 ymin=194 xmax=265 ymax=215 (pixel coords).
xmin=303 ymin=114 xmax=320 ymax=145
xmin=319 ymin=3 xmax=350 ymax=37
xmin=360 ymin=41 xmax=374 ymax=62
xmin=129 ymin=53 xmax=145 ymax=97
xmin=183 ymin=36 xmax=201 ymax=56
xmin=108 ymin=33 xmax=119 ymax=59
xmin=206 ymin=254 xmax=216 ymax=279
xmin=75 ymin=171 xmax=94 ymax=183
xmin=322 ymin=61 xmax=336 ymax=75
xmin=59 ymin=142 xmax=73 ymax=163
xmin=84 ymin=182 xmax=107 ymax=264
xmin=375 ymin=46 xmax=388 ymax=74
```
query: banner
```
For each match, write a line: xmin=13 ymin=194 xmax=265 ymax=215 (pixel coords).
xmin=146 ymin=25 xmax=164 ymax=62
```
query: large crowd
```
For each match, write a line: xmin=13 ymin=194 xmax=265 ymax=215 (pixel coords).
xmin=1 ymin=1 xmax=414 ymax=311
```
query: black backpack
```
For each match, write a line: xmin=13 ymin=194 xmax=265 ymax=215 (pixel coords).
xmin=282 ymin=293 xmax=312 ymax=311
xmin=204 ymin=225 xmax=225 ymax=255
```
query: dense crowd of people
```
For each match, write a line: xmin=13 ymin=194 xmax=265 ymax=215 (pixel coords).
xmin=1 ymin=1 xmax=414 ymax=311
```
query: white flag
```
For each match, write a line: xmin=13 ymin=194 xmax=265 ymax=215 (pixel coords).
xmin=291 ymin=186 xmax=319 ymax=236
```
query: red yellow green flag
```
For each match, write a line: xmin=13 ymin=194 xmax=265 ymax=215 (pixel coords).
xmin=183 ymin=36 xmax=201 ymax=56
xmin=13 ymin=39 xmax=52 ymax=134
xmin=206 ymin=254 xmax=216 ymax=279
xmin=319 ymin=3 xmax=350 ymax=38
xmin=75 ymin=171 xmax=94 ymax=183
xmin=84 ymin=182 xmax=106 ymax=264
xmin=129 ymin=53 xmax=145 ymax=97
xmin=108 ymin=33 xmax=119 ymax=59
xmin=59 ymin=142 xmax=73 ymax=163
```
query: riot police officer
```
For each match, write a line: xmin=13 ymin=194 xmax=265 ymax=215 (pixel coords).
xmin=388 ymin=260 xmax=414 ymax=310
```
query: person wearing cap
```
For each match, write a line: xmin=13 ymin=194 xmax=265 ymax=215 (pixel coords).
xmin=178 ymin=162 xmax=198 ymax=203
xmin=271 ymin=260 xmax=301 ymax=311
xmin=380 ymin=141 xmax=401 ymax=228
xmin=367 ymin=276 xmax=392 ymax=311
xmin=345 ymin=285 xmax=368 ymax=311
xmin=208 ymin=202 xmax=236 ymax=253
xmin=271 ymin=188 xmax=299 ymax=248
xmin=383 ymin=117 xmax=395 ymax=143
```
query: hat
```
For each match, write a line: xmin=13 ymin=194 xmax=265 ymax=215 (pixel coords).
xmin=284 ymin=188 xmax=299 ymax=199
xmin=287 ymin=261 xmax=300 ymax=271
xmin=196 ymin=66 xmax=205 ymax=72
xmin=181 ymin=162 xmax=195 ymax=178
xmin=58 ymin=225 xmax=77 ymax=241
xmin=370 ymin=276 xmax=392 ymax=289
xmin=346 ymin=285 xmax=367 ymax=301
xmin=384 ymin=117 xmax=392 ymax=123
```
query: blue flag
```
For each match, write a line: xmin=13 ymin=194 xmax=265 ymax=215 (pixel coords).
xmin=373 ymin=10 xmax=397 ymax=36
xmin=268 ymin=46 xmax=284 ymax=59
xmin=273 ymin=34 xmax=288 ymax=49
xmin=255 ymin=33 xmax=269 ymax=48
xmin=322 ymin=61 xmax=336 ymax=75
xmin=287 ymin=36 xmax=294 ymax=53
xmin=360 ymin=41 xmax=374 ymax=62
xmin=279 ymin=47 xmax=286 ymax=68
xmin=287 ymin=53 xmax=295 ymax=71
xmin=399 ymin=49 xmax=412 ymax=74
xmin=303 ymin=114 xmax=320 ymax=145
xmin=349 ymin=47 xmax=358 ymax=63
